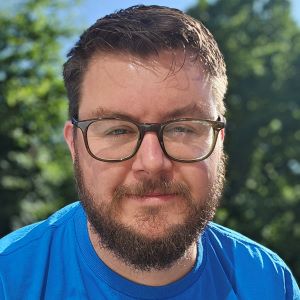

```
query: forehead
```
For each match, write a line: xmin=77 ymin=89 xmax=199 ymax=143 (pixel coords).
xmin=79 ymin=51 xmax=217 ymax=121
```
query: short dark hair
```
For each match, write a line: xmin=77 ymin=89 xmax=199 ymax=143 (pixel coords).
xmin=63 ymin=5 xmax=227 ymax=119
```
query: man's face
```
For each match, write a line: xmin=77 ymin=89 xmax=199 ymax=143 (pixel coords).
xmin=64 ymin=52 xmax=225 ymax=270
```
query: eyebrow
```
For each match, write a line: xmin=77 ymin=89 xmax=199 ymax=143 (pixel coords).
xmin=163 ymin=103 xmax=214 ymax=120
xmin=86 ymin=107 xmax=138 ymax=121
xmin=86 ymin=103 xmax=214 ymax=122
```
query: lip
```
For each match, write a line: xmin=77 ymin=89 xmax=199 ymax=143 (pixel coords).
xmin=129 ymin=194 xmax=176 ymax=204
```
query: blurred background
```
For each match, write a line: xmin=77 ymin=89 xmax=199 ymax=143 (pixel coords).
xmin=0 ymin=0 xmax=299 ymax=281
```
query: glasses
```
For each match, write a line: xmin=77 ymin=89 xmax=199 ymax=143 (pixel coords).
xmin=72 ymin=116 xmax=225 ymax=163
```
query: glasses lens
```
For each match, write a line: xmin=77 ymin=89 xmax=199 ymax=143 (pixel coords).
xmin=87 ymin=119 xmax=139 ymax=160
xmin=163 ymin=120 xmax=215 ymax=160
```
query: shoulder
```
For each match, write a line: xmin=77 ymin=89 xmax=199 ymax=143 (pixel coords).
xmin=0 ymin=202 xmax=86 ymax=299
xmin=205 ymin=222 xmax=286 ymax=268
xmin=203 ymin=223 xmax=300 ymax=298
xmin=0 ymin=201 xmax=82 ymax=256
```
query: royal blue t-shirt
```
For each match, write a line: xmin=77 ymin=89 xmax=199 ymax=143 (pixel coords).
xmin=0 ymin=202 xmax=299 ymax=299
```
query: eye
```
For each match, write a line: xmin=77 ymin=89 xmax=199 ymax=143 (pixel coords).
xmin=172 ymin=126 xmax=194 ymax=133
xmin=165 ymin=125 xmax=196 ymax=136
xmin=88 ymin=119 xmax=139 ymax=141
xmin=103 ymin=126 xmax=139 ymax=140
xmin=106 ymin=128 xmax=131 ymax=136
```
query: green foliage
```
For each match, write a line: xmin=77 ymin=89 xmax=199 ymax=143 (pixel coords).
xmin=0 ymin=0 xmax=77 ymax=235
xmin=188 ymin=0 xmax=300 ymax=281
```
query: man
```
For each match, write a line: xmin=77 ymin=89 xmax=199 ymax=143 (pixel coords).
xmin=0 ymin=5 xmax=299 ymax=299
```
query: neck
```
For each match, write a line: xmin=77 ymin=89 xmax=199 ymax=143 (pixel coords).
xmin=87 ymin=222 xmax=198 ymax=286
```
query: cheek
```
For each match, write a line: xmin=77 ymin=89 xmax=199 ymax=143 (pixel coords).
xmin=178 ymin=143 xmax=222 ymax=200
xmin=78 ymin=143 xmax=131 ymax=202
xmin=176 ymin=161 xmax=211 ymax=199
xmin=209 ymin=139 xmax=224 ymax=179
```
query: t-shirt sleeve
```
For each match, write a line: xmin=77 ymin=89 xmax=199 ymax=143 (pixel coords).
xmin=291 ymin=276 xmax=300 ymax=299
xmin=0 ymin=273 xmax=4 ymax=300
xmin=285 ymin=267 xmax=300 ymax=299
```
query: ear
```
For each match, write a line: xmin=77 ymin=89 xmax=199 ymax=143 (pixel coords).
xmin=220 ymin=128 xmax=225 ymax=142
xmin=64 ymin=120 xmax=76 ymax=161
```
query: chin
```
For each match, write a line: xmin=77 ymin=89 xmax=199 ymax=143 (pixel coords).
xmin=125 ymin=214 xmax=187 ymax=239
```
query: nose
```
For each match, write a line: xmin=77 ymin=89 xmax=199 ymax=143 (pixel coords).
xmin=131 ymin=132 xmax=173 ymax=176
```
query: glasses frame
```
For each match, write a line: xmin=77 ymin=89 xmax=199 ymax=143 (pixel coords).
xmin=72 ymin=116 xmax=225 ymax=163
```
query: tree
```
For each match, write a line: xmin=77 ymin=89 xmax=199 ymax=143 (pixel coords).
xmin=0 ymin=0 xmax=77 ymax=236
xmin=187 ymin=0 xmax=300 ymax=281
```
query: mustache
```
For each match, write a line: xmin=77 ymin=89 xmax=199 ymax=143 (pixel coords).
xmin=113 ymin=178 xmax=192 ymax=201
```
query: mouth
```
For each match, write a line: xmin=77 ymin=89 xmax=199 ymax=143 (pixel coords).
xmin=129 ymin=193 xmax=177 ymax=204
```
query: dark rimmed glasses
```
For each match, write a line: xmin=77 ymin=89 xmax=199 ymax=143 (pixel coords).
xmin=72 ymin=116 xmax=225 ymax=163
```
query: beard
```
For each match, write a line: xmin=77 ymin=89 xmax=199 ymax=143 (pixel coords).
xmin=74 ymin=150 xmax=226 ymax=271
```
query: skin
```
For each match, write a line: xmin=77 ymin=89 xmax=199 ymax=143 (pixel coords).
xmin=64 ymin=51 xmax=224 ymax=286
